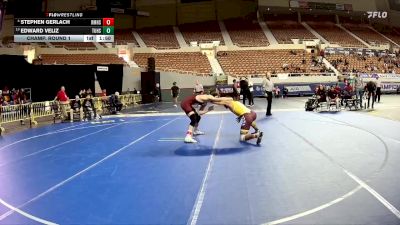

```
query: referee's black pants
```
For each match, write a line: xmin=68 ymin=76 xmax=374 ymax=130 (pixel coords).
xmin=375 ymin=87 xmax=381 ymax=103
xmin=266 ymin=91 xmax=273 ymax=115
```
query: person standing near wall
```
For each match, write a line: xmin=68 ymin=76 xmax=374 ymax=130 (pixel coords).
xmin=354 ymin=74 xmax=364 ymax=108
xmin=262 ymin=72 xmax=274 ymax=116
xmin=194 ymin=80 xmax=204 ymax=95
xmin=171 ymin=82 xmax=180 ymax=107
xmin=375 ymin=76 xmax=382 ymax=103
xmin=154 ymin=83 xmax=161 ymax=102
xmin=239 ymin=77 xmax=249 ymax=105
xmin=247 ymin=77 xmax=254 ymax=107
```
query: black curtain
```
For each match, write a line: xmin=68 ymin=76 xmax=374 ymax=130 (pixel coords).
xmin=95 ymin=64 xmax=123 ymax=95
xmin=0 ymin=55 xmax=124 ymax=102
xmin=31 ymin=65 xmax=95 ymax=101
xmin=0 ymin=55 xmax=32 ymax=89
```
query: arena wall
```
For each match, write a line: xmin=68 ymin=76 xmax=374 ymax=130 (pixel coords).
xmin=216 ymin=0 xmax=257 ymax=20
xmin=47 ymin=0 xmax=92 ymax=12
xmin=177 ymin=1 xmax=217 ymax=24
xmin=136 ymin=4 xmax=177 ymax=28
xmin=258 ymin=0 xmax=377 ymax=12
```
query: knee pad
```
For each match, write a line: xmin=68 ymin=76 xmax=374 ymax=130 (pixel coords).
xmin=189 ymin=114 xmax=197 ymax=126
xmin=196 ymin=114 xmax=201 ymax=123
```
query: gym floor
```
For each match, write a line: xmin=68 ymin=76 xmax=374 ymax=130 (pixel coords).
xmin=0 ymin=96 xmax=399 ymax=225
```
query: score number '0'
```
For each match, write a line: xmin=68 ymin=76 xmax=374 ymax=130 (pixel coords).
xmin=103 ymin=18 xmax=114 ymax=26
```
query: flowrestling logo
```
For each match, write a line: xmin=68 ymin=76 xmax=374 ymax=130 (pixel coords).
xmin=367 ymin=11 xmax=388 ymax=19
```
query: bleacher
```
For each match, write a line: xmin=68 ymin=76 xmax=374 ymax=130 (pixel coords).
xmin=224 ymin=18 xmax=269 ymax=47
xmin=179 ymin=21 xmax=225 ymax=45
xmin=217 ymin=50 xmax=326 ymax=76
xmin=307 ymin=22 xmax=365 ymax=47
xmin=325 ymin=54 xmax=400 ymax=73
xmin=342 ymin=23 xmax=390 ymax=46
xmin=114 ymin=29 xmax=139 ymax=46
xmin=375 ymin=28 xmax=400 ymax=45
xmin=267 ymin=20 xmax=316 ymax=44
xmin=51 ymin=42 xmax=97 ymax=50
xmin=132 ymin=52 xmax=212 ymax=75
xmin=137 ymin=26 xmax=180 ymax=49
xmin=33 ymin=54 xmax=126 ymax=65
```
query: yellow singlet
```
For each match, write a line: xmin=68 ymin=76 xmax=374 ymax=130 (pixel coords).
xmin=230 ymin=101 xmax=251 ymax=117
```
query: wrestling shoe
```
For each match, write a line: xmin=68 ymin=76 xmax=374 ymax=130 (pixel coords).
xmin=184 ymin=136 xmax=198 ymax=143
xmin=193 ymin=130 xmax=205 ymax=135
xmin=256 ymin=132 xmax=263 ymax=145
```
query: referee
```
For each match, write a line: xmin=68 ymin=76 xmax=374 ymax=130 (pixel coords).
xmin=262 ymin=72 xmax=274 ymax=116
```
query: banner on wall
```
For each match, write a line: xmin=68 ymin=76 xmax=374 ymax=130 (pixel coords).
xmin=359 ymin=73 xmax=400 ymax=79
xmin=381 ymin=83 xmax=400 ymax=92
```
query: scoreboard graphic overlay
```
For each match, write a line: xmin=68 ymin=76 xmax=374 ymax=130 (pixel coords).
xmin=14 ymin=13 xmax=114 ymax=42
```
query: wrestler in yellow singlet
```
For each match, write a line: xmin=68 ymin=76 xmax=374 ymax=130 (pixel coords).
xmin=217 ymin=98 xmax=263 ymax=145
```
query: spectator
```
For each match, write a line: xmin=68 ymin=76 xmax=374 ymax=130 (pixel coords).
xmin=341 ymin=82 xmax=353 ymax=106
xmin=100 ymin=89 xmax=107 ymax=98
xmin=262 ymin=72 xmax=274 ymax=116
xmin=328 ymin=86 xmax=340 ymax=107
xmin=110 ymin=92 xmax=123 ymax=114
xmin=79 ymin=89 xmax=86 ymax=98
xmin=70 ymin=95 xmax=83 ymax=121
xmin=194 ymin=80 xmax=204 ymax=95
xmin=82 ymin=94 xmax=96 ymax=120
xmin=283 ymin=86 xmax=288 ymax=98
xmin=375 ymin=77 xmax=382 ymax=103
xmin=2 ymin=86 xmax=11 ymax=103
xmin=13 ymin=89 xmax=20 ymax=105
xmin=316 ymin=84 xmax=327 ymax=103
xmin=274 ymin=86 xmax=281 ymax=98
xmin=133 ymin=88 xmax=138 ymax=94
xmin=171 ymin=82 xmax=180 ymax=107
xmin=354 ymin=74 xmax=364 ymax=108
xmin=86 ymin=88 xmax=93 ymax=97
xmin=18 ymin=89 xmax=27 ymax=104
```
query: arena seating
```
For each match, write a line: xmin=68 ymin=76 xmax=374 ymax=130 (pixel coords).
xmin=33 ymin=54 xmax=126 ymax=65
xmin=115 ymin=29 xmax=139 ymax=46
xmin=267 ymin=20 xmax=316 ymax=43
xmin=307 ymin=22 xmax=365 ymax=47
xmin=179 ymin=21 xmax=225 ymax=45
xmin=224 ymin=18 xmax=269 ymax=47
xmin=377 ymin=29 xmax=400 ymax=45
xmin=137 ymin=26 xmax=180 ymax=49
xmin=133 ymin=52 xmax=212 ymax=74
xmin=325 ymin=54 xmax=400 ymax=73
xmin=51 ymin=42 xmax=97 ymax=50
xmin=217 ymin=50 xmax=327 ymax=76
xmin=342 ymin=23 xmax=390 ymax=46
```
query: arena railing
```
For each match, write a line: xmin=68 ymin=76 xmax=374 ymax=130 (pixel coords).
xmin=0 ymin=94 xmax=142 ymax=135
xmin=226 ymin=72 xmax=336 ymax=78
xmin=0 ymin=103 xmax=31 ymax=134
